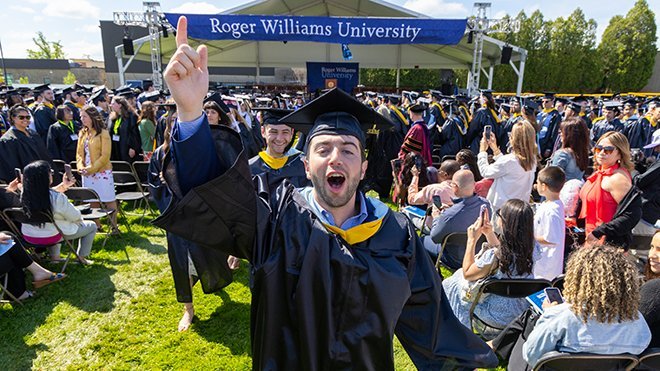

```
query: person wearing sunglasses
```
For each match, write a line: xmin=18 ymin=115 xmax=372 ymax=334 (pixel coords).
xmin=0 ymin=105 xmax=51 ymax=183
xmin=578 ymin=131 xmax=641 ymax=248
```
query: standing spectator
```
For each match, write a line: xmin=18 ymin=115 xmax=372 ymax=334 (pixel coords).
xmin=465 ymin=90 xmax=500 ymax=153
xmin=0 ymin=105 xmax=51 ymax=182
xmin=442 ymin=199 xmax=538 ymax=330
xmin=20 ymin=160 xmax=97 ymax=265
xmin=477 ymin=121 xmax=537 ymax=213
xmin=77 ymin=106 xmax=119 ymax=234
xmin=47 ymin=105 xmax=80 ymax=163
xmin=108 ymin=96 xmax=141 ymax=163
xmin=137 ymin=101 xmax=157 ymax=156
xmin=632 ymin=156 xmax=660 ymax=236
xmin=579 ymin=131 xmax=640 ymax=248
xmin=549 ymin=117 xmax=589 ymax=181
xmin=533 ymin=166 xmax=566 ymax=280
xmin=422 ymin=169 xmax=491 ymax=269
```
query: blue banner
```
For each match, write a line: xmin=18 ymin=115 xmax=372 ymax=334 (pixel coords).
xmin=164 ymin=13 xmax=466 ymax=45
xmin=306 ymin=62 xmax=359 ymax=93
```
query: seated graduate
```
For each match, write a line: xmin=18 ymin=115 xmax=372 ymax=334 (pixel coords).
xmin=248 ymin=107 xmax=310 ymax=189
xmin=152 ymin=16 xmax=497 ymax=370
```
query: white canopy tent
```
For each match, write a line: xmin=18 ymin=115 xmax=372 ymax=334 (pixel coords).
xmin=116 ymin=0 xmax=527 ymax=93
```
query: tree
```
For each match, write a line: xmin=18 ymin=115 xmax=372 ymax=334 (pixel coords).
xmin=26 ymin=31 xmax=66 ymax=59
xmin=598 ymin=0 xmax=657 ymax=91
xmin=63 ymin=71 xmax=76 ymax=84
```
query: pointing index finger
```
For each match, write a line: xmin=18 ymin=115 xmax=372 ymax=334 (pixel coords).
xmin=176 ymin=16 xmax=188 ymax=47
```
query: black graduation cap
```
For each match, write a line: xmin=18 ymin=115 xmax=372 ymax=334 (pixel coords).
xmin=33 ymin=84 xmax=51 ymax=93
xmin=500 ymin=103 xmax=511 ymax=114
xmin=571 ymin=95 xmax=588 ymax=104
xmin=622 ymin=98 xmax=637 ymax=107
xmin=479 ymin=89 xmax=494 ymax=98
xmin=388 ymin=94 xmax=401 ymax=104
xmin=567 ymin=102 xmax=582 ymax=113
xmin=542 ymin=92 xmax=556 ymax=100
xmin=157 ymin=101 xmax=176 ymax=110
xmin=555 ymin=97 xmax=569 ymax=105
xmin=17 ymin=87 xmax=31 ymax=95
xmin=430 ymin=90 xmax=443 ymax=99
xmin=602 ymin=101 xmax=622 ymax=111
xmin=204 ymin=91 xmax=230 ymax=113
xmin=89 ymin=88 xmax=107 ymax=102
xmin=366 ymin=91 xmax=377 ymax=98
xmin=278 ymin=88 xmax=394 ymax=150
xmin=522 ymin=98 xmax=539 ymax=115
xmin=143 ymin=90 xmax=162 ymax=102
xmin=252 ymin=107 xmax=293 ymax=126
xmin=408 ymin=102 xmax=427 ymax=113
xmin=454 ymin=95 xmax=470 ymax=104
xmin=643 ymin=97 xmax=659 ymax=106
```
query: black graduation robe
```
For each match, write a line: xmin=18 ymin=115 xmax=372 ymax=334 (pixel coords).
xmin=624 ymin=116 xmax=653 ymax=149
xmin=498 ymin=114 xmax=523 ymax=153
xmin=148 ymin=146 xmax=233 ymax=303
xmin=248 ymin=151 xmax=310 ymax=191
xmin=591 ymin=117 xmax=624 ymax=143
xmin=465 ymin=107 xmax=499 ymax=153
xmin=152 ymin=116 xmax=498 ymax=370
xmin=32 ymin=103 xmax=56 ymax=143
xmin=364 ymin=117 xmax=404 ymax=200
xmin=64 ymin=101 xmax=81 ymax=123
xmin=536 ymin=109 xmax=561 ymax=158
xmin=46 ymin=120 xmax=80 ymax=163
xmin=0 ymin=126 xmax=52 ymax=182
xmin=107 ymin=113 xmax=142 ymax=162
xmin=435 ymin=115 xmax=466 ymax=159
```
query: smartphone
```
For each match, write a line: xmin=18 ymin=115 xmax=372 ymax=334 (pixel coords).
xmin=544 ymin=287 xmax=564 ymax=304
xmin=480 ymin=204 xmax=488 ymax=224
xmin=390 ymin=158 xmax=402 ymax=174
xmin=414 ymin=156 xmax=424 ymax=171
xmin=432 ymin=195 xmax=442 ymax=209
xmin=64 ymin=164 xmax=74 ymax=182
xmin=484 ymin=125 xmax=492 ymax=140
xmin=14 ymin=168 xmax=21 ymax=182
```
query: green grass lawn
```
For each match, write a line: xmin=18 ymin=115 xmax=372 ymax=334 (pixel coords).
xmin=0 ymin=206 xmax=499 ymax=370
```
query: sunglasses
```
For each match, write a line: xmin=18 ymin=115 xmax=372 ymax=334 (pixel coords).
xmin=13 ymin=115 xmax=30 ymax=120
xmin=593 ymin=145 xmax=616 ymax=155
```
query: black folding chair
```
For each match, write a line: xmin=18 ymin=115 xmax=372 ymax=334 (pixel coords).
xmin=0 ymin=272 xmax=23 ymax=306
xmin=551 ymin=274 xmax=565 ymax=292
xmin=2 ymin=208 xmax=84 ymax=273
xmin=636 ymin=348 xmax=660 ymax=371
xmin=532 ymin=350 xmax=638 ymax=371
xmin=468 ymin=277 xmax=552 ymax=340
xmin=131 ymin=161 xmax=150 ymax=189
xmin=64 ymin=187 xmax=118 ymax=249
xmin=112 ymin=171 xmax=156 ymax=227
xmin=434 ymin=232 xmax=486 ymax=275
xmin=111 ymin=161 xmax=134 ymax=174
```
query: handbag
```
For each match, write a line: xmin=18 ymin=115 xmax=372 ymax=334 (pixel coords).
xmin=461 ymin=244 xmax=499 ymax=302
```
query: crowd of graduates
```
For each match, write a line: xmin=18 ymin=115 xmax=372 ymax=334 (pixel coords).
xmin=1 ymin=67 xmax=659 ymax=368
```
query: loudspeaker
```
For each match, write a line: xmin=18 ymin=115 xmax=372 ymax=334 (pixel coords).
xmin=123 ymin=37 xmax=134 ymax=56
xmin=501 ymin=46 xmax=513 ymax=64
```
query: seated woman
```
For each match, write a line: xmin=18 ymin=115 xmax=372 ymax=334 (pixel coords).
xmin=640 ymin=231 xmax=660 ymax=348
xmin=521 ymin=245 xmax=651 ymax=368
xmin=442 ymin=199 xmax=538 ymax=330
xmin=20 ymin=160 xmax=97 ymax=265
xmin=0 ymin=231 xmax=66 ymax=300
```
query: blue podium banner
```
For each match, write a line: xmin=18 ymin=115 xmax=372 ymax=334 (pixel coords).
xmin=306 ymin=62 xmax=359 ymax=93
xmin=164 ymin=13 xmax=466 ymax=45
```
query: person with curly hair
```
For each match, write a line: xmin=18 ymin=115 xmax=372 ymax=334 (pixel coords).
xmin=522 ymin=245 xmax=651 ymax=368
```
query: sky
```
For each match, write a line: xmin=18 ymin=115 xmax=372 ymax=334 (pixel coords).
xmin=1 ymin=0 xmax=658 ymax=61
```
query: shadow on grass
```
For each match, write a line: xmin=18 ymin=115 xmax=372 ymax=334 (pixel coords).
xmin=194 ymin=290 xmax=251 ymax=356
xmin=0 ymin=264 xmax=118 ymax=369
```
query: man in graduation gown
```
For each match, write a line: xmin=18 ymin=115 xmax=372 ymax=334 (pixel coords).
xmin=625 ymin=99 xmax=658 ymax=149
xmin=32 ymin=84 xmax=57 ymax=144
xmin=398 ymin=102 xmax=432 ymax=166
xmin=47 ymin=105 xmax=80 ymax=163
xmin=0 ymin=106 xmax=51 ymax=182
xmin=536 ymin=92 xmax=562 ymax=159
xmin=465 ymin=89 xmax=500 ymax=153
xmin=153 ymin=16 xmax=497 ymax=370
xmin=591 ymin=102 xmax=625 ymax=143
xmin=498 ymin=97 xmax=523 ymax=153
xmin=435 ymin=102 xmax=466 ymax=159
xmin=249 ymin=108 xmax=310 ymax=189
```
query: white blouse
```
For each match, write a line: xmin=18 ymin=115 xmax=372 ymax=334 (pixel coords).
xmin=477 ymin=152 xmax=535 ymax=211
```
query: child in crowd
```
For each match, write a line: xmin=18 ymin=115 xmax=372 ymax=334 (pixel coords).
xmin=533 ymin=166 xmax=566 ymax=280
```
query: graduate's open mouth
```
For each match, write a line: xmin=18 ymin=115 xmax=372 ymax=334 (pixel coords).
xmin=326 ymin=172 xmax=346 ymax=191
